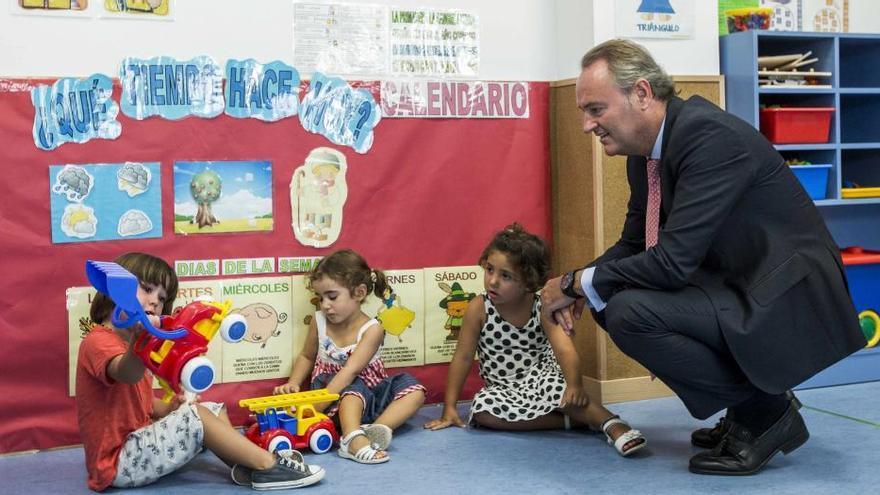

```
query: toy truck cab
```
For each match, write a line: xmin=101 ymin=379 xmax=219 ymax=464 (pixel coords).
xmin=240 ymin=389 xmax=340 ymax=454
xmin=134 ymin=299 xmax=247 ymax=401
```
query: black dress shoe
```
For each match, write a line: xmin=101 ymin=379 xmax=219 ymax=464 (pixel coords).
xmin=688 ymin=402 xmax=809 ymax=476
xmin=691 ymin=390 xmax=802 ymax=449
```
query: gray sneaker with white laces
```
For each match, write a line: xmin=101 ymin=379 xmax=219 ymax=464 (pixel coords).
xmin=250 ymin=449 xmax=325 ymax=490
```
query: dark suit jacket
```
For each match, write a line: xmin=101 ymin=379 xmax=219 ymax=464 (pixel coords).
xmin=591 ymin=95 xmax=864 ymax=393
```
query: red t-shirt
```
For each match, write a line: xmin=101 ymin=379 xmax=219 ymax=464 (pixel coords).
xmin=75 ymin=326 xmax=153 ymax=492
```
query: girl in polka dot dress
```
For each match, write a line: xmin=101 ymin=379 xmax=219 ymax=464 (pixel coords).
xmin=424 ymin=224 xmax=647 ymax=456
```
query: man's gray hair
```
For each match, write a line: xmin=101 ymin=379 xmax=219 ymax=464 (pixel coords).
xmin=581 ymin=39 xmax=675 ymax=101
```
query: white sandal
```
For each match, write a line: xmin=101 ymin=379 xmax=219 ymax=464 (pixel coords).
xmin=361 ymin=423 xmax=393 ymax=450
xmin=338 ymin=429 xmax=389 ymax=464
xmin=601 ymin=416 xmax=647 ymax=457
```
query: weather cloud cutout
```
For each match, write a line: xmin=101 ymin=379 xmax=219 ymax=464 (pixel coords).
xmin=52 ymin=165 xmax=94 ymax=202
xmin=61 ymin=203 xmax=97 ymax=239
xmin=117 ymin=209 xmax=153 ymax=237
xmin=117 ymin=161 xmax=152 ymax=197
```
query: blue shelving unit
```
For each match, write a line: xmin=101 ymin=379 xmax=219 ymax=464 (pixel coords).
xmin=721 ymin=30 xmax=880 ymax=389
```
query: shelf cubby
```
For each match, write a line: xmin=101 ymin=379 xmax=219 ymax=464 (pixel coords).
xmin=839 ymin=37 xmax=880 ymax=88
xmin=721 ymin=30 xmax=880 ymax=389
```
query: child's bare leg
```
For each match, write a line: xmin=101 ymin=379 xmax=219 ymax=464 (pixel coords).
xmin=472 ymin=410 xmax=567 ymax=430
xmin=338 ymin=395 xmax=387 ymax=459
xmin=196 ymin=405 xmax=276 ymax=470
xmin=371 ymin=390 xmax=426 ymax=430
xmin=216 ymin=406 xmax=233 ymax=427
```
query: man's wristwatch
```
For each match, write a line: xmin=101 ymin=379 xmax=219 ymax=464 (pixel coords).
xmin=560 ymin=270 xmax=584 ymax=299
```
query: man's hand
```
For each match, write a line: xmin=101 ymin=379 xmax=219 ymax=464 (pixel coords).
xmin=542 ymin=275 xmax=587 ymax=334
xmin=541 ymin=275 xmax=572 ymax=314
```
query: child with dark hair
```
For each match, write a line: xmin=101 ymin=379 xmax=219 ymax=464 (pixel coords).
xmin=424 ymin=224 xmax=647 ymax=456
xmin=77 ymin=252 xmax=323 ymax=491
xmin=274 ymin=249 xmax=426 ymax=464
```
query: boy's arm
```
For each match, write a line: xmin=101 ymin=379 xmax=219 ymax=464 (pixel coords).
xmin=424 ymin=296 xmax=483 ymax=430
xmin=543 ymin=313 xmax=589 ymax=407
xmin=274 ymin=320 xmax=318 ymax=394
xmin=107 ymin=319 xmax=160 ymax=385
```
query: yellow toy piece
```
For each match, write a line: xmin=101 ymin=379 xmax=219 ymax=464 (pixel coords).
xmin=378 ymin=305 xmax=416 ymax=337
xmin=240 ymin=389 xmax=339 ymax=437
xmin=859 ymin=310 xmax=880 ymax=348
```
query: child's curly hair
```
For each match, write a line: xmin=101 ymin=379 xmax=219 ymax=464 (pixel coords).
xmin=478 ymin=223 xmax=550 ymax=292
xmin=307 ymin=249 xmax=388 ymax=301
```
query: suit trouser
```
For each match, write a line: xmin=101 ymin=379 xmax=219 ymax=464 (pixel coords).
xmin=596 ymin=286 xmax=761 ymax=420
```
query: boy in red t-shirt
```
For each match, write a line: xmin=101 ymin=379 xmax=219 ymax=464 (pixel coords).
xmin=76 ymin=252 xmax=324 ymax=491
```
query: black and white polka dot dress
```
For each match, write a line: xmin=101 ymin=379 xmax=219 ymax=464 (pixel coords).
xmin=469 ymin=294 xmax=567 ymax=423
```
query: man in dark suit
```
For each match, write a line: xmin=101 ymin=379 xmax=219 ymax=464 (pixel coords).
xmin=541 ymin=39 xmax=865 ymax=475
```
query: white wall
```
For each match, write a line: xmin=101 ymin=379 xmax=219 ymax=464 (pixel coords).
xmin=554 ymin=1 xmax=721 ymax=80
xmin=0 ymin=0 xmax=556 ymax=81
xmin=555 ymin=0 xmax=595 ymax=81
xmin=2 ymin=1 xmax=879 ymax=82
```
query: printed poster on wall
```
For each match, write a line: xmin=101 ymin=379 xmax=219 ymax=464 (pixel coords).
xmin=101 ymin=0 xmax=173 ymax=19
xmin=11 ymin=0 xmax=90 ymax=17
xmin=220 ymin=277 xmax=295 ymax=383
xmin=66 ymin=286 xmax=96 ymax=396
xmin=293 ymin=1 xmax=389 ymax=75
xmin=364 ymin=270 xmax=425 ymax=368
xmin=423 ymin=266 xmax=483 ymax=365
xmin=616 ymin=0 xmax=695 ymax=39
xmin=801 ymin=0 xmax=847 ymax=32
xmin=290 ymin=275 xmax=320 ymax=361
xmin=381 ymin=80 xmax=529 ymax=119
xmin=390 ymin=7 xmax=479 ymax=77
xmin=50 ymin=162 xmax=161 ymax=244
xmin=174 ymin=160 xmax=273 ymax=235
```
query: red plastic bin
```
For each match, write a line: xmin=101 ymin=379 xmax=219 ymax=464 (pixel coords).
xmin=759 ymin=107 xmax=834 ymax=144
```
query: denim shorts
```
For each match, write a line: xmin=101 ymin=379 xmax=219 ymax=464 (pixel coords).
xmin=112 ymin=401 xmax=224 ymax=488
xmin=311 ymin=373 xmax=424 ymax=424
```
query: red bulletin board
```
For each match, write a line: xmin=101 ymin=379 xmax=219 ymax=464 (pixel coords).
xmin=0 ymin=78 xmax=551 ymax=453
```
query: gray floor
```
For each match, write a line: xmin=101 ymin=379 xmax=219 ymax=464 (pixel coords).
xmin=2 ymin=381 xmax=878 ymax=494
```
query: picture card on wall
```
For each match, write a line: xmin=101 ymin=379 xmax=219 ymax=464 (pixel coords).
xmin=174 ymin=160 xmax=273 ymax=235
xmin=364 ymin=269 xmax=426 ymax=368
xmin=219 ymin=276 xmax=295 ymax=383
xmin=290 ymin=147 xmax=347 ymax=248
xmin=49 ymin=162 xmax=161 ymax=243
xmin=100 ymin=0 xmax=173 ymax=20
xmin=11 ymin=0 xmax=91 ymax=18
xmin=423 ymin=266 xmax=483 ymax=364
